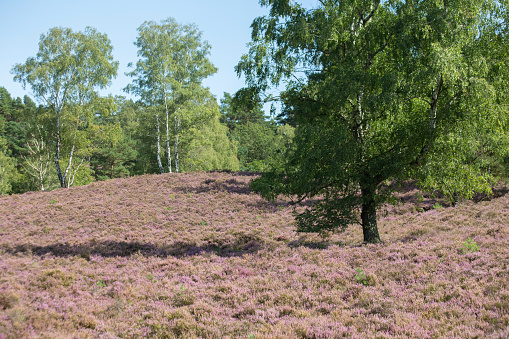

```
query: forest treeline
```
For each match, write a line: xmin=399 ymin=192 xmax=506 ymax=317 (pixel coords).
xmin=0 ymin=85 xmax=293 ymax=194
xmin=0 ymin=20 xmax=295 ymax=195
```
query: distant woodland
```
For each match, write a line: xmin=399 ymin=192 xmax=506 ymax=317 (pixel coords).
xmin=0 ymin=20 xmax=294 ymax=194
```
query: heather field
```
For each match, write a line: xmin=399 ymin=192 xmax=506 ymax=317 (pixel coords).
xmin=1 ymin=172 xmax=509 ymax=338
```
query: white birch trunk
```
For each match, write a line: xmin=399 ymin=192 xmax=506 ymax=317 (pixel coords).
xmin=22 ymin=130 xmax=51 ymax=191
xmin=163 ymin=89 xmax=172 ymax=173
xmin=429 ymin=75 xmax=443 ymax=136
xmin=55 ymin=107 xmax=65 ymax=188
xmin=174 ymin=116 xmax=180 ymax=173
xmin=156 ymin=113 xmax=164 ymax=174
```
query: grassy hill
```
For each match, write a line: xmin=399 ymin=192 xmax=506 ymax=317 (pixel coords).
xmin=0 ymin=172 xmax=508 ymax=338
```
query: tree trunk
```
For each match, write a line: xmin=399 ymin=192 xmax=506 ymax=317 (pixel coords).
xmin=156 ymin=113 xmax=164 ymax=174
xmin=174 ymin=116 xmax=180 ymax=173
xmin=360 ymin=180 xmax=381 ymax=244
xmin=110 ymin=161 xmax=115 ymax=179
xmin=166 ymin=116 xmax=172 ymax=173
xmin=62 ymin=142 xmax=76 ymax=188
xmin=55 ymin=110 xmax=65 ymax=188
xmin=420 ymin=75 xmax=443 ymax=158
xmin=164 ymin=90 xmax=172 ymax=173
xmin=23 ymin=130 xmax=50 ymax=191
xmin=429 ymin=75 xmax=442 ymax=135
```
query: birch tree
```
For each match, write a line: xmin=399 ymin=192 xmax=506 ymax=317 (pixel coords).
xmin=12 ymin=27 xmax=118 ymax=188
xmin=21 ymin=124 xmax=52 ymax=191
xmin=125 ymin=17 xmax=217 ymax=173
xmin=241 ymin=0 xmax=508 ymax=243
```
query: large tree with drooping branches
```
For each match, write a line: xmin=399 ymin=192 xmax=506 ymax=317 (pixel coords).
xmin=239 ymin=0 xmax=509 ymax=243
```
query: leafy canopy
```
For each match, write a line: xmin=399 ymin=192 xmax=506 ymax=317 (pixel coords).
xmin=12 ymin=26 xmax=119 ymax=188
xmin=125 ymin=17 xmax=217 ymax=106
xmin=238 ymin=0 xmax=508 ymax=242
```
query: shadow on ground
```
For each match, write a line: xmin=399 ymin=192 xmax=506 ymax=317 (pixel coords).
xmin=473 ymin=186 xmax=509 ymax=202
xmin=177 ymin=178 xmax=254 ymax=195
xmin=287 ymin=239 xmax=331 ymax=249
xmin=387 ymin=181 xmax=509 ymax=210
xmin=2 ymin=235 xmax=264 ymax=259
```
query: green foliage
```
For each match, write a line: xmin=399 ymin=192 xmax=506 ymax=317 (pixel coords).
xmin=354 ymin=268 xmax=368 ymax=286
xmin=220 ymin=92 xmax=295 ymax=172
xmin=432 ymin=203 xmax=443 ymax=210
xmin=92 ymin=135 xmax=138 ymax=180
xmin=10 ymin=97 xmax=59 ymax=193
xmin=172 ymin=284 xmax=195 ymax=307
xmin=90 ymin=98 xmax=139 ymax=180
xmin=220 ymin=90 xmax=266 ymax=131
xmin=180 ymin=104 xmax=240 ymax=172
xmin=0 ymin=89 xmax=17 ymax=195
xmin=241 ymin=0 xmax=509 ymax=243
xmin=125 ymin=18 xmax=216 ymax=106
xmin=0 ymin=137 xmax=18 ymax=195
xmin=234 ymin=122 xmax=276 ymax=171
xmin=462 ymin=238 xmax=480 ymax=254
xmin=232 ymin=122 xmax=295 ymax=172
xmin=12 ymin=26 xmax=118 ymax=188
xmin=125 ymin=17 xmax=218 ymax=174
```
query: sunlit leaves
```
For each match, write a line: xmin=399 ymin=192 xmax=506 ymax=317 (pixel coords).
xmin=243 ymin=0 xmax=508 ymax=242
xmin=12 ymin=27 xmax=119 ymax=188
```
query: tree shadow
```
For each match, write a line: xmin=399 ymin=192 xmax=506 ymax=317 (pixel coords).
xmin=177 ymin=177 xmax=254 ymax=195
xmin=207 ymin=170 xmax=260 ymax=177
xmin=1 ymin=236 xmax=263 ymax=259
xmin=249 ymin=196 xmax=321 ymax=214
xmin=287 ymin=239 xmax=331 ymax=250
xmin=473 ymin=186 xmax=509 ymax=202
xmin=387 ymin=180 xmax=509 ymax=207
xmin=385 ymin=181 xmax=442 ymax=206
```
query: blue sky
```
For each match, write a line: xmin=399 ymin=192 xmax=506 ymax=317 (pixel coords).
xmin=0 ymin=0 xmax=318 ymax=105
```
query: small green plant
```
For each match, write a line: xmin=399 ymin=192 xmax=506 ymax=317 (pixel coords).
xmin=147 ymin=273 xmax=156 ymax=282
xmin=462 ymin=238 xmax=479 ymax=253
xmin=433 ymin=202 xmax=442 ymax=210
xmin=170 ymin=194 xmax=175 ymax=199
xmin=97 ymin=279 xmax=106 ymax=287
xmin=172 ymin=283 xmax=195 ymax=307
xmin=49 ymin=197 xmax=56 ymax=204
xmin=248 ymin=334 xmax=256 ymax=339
xmin=355 ymin=267 xmax=368 ymax=286
xmin=278 ymin=205 xmax=284 ymax=211
xmin=167 ymin=206 xmax=172 ymax=211
xmin=201 ymin=221 xmax=207 ymax=226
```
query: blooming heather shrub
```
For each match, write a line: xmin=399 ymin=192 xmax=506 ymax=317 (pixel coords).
xmin=0 ymin=172 xmax=508 ymax=338
xmin=0 ymin=291 xmax=18 ymax=310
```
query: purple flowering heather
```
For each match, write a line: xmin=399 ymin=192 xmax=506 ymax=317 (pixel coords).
xmin=0 ymin=172 xmax=508 ymax=338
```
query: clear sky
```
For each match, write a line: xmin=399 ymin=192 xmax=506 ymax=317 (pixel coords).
xmin=0 ymin=0 xmax=318 ymax=105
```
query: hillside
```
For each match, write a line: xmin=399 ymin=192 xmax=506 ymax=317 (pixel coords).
xmin=0 ymin=172 xmax=508 ymax=338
